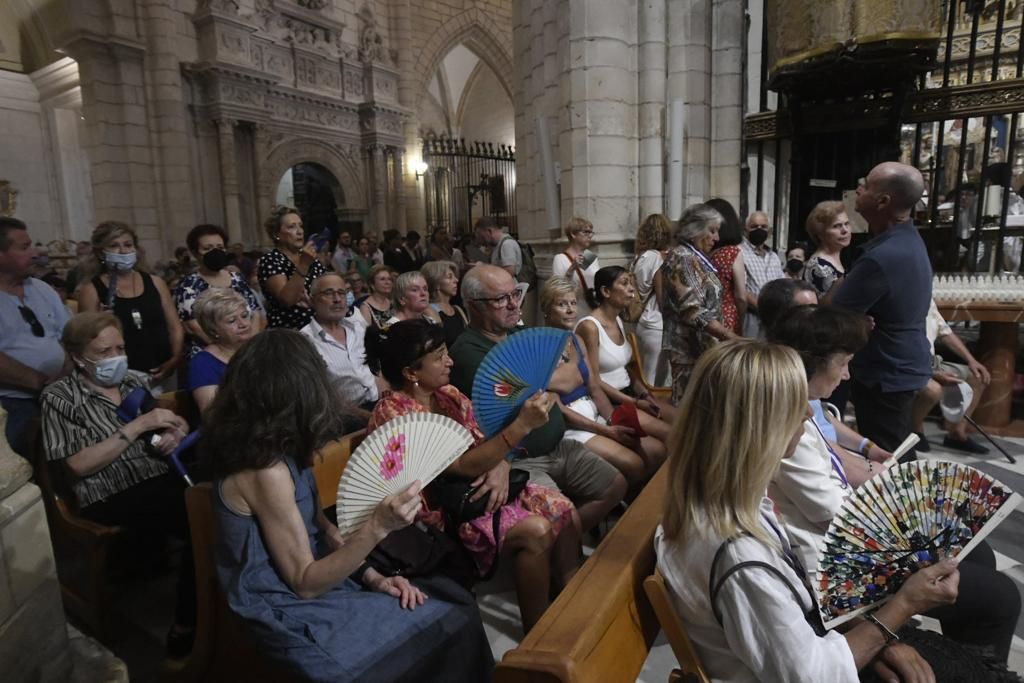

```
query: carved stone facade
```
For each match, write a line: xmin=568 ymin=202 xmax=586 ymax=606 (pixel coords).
xmin=185 ymin=1 xmax=409 ymax=245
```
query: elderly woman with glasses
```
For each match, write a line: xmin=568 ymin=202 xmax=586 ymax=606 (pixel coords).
xmin=658 ymin=203 xmax=738 ymax=403
xmin=552 ymin=216 xmax=600 ymax=317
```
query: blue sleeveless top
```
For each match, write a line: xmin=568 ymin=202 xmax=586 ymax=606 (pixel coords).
xmin=560 ymin=334 xmax=591 ymax=404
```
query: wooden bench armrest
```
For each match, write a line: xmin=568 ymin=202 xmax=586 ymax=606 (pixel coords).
xmin=496 ymin=466 xmax=668 ymax=683
xmin=626 ymin=333 xmax=672 ymax=397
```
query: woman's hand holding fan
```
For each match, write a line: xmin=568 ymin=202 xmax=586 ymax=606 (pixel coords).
xmin=366 ymin=480 xmax=424 ymax=541
xmin=891 ymin=557 xmax=960 ymax=616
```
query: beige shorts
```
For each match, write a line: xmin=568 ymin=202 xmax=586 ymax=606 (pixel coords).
xmin=513 ymin=439 xmax=620 ymax=504
xmin=933 ymin=355 xmax=971 ymax=382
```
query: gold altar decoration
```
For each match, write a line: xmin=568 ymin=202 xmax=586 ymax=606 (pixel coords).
xmin=0 ymin=180 xmax=16 ymax=217
xmin=766 ymin=0 xmax=941 ymax=78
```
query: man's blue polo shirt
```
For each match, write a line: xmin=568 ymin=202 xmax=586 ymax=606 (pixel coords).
xmin=833 ymin=220 xmax=932 ymax=392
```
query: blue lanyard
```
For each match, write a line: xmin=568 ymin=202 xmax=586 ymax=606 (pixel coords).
xmin=809 ymin=419 xmax=849 ymax=489
xmin=761 ymin=513 xmax=807 ymax=579
xmin=685 ymin=243 xmax=718 ymax=274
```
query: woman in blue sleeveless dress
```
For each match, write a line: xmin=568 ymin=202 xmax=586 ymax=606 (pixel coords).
xmin=202 ymin=328 xmax=493 ymax=683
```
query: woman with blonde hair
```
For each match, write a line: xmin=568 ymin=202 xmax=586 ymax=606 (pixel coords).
xmin=78 ymin=221 xmax=183 ymax=387
xmin=188 ymin=288 xmax=255 ymax=414
xmin=631 ymin=213 xmax=672 ymax=386
xmin=421 ymin=260 xmax=467 ymax=347
xmin=359 ymin=264 xmax=397 ymax=327
xmin=385 ymin=271 xmax=441 ymax=326
xmin=552 ymin=216 xmax=600 ymax=317
xmin=656 ymin=339 xmax=969 ymax=682
xmin=802 ymin=200 xmax=851 ymax=302
xmin=540 ymin=276 xmax=662 ymax=489
xmin=257 ymin=206 xmax=327 ymax=329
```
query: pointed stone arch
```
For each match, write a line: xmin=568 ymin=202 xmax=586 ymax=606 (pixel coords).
xmin=411 ymin=8 xmax=514 ymax=111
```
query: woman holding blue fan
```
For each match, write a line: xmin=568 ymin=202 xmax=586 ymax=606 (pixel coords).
xmin=365 ymin=319 xmax=581 ymax=633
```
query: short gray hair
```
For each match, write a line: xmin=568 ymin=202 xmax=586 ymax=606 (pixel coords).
xmin=460 ymin=266 xmax=489 ymax=315
xmin=310 ymin=272 xmax=345 ymax=297
xmin=420 ymin=260 xmax=457 ymax=299
xmin=393 ymin=271 xmax=426 ymax=304
xmin=193 ymin=288 xmax=249 ymax=340
xmin=676 ymin=204 xmax=723 ymax=243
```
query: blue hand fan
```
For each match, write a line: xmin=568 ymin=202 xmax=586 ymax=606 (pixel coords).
xmin=471 ymin=327 xmax=571 ymax=437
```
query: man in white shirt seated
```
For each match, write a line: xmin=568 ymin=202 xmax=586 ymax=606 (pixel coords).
xmin=301 ymin=273 xmax=386 ymax=427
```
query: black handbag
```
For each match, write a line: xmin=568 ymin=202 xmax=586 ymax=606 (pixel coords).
xmin=365 ymin=523 xmax=478 ymax=589
xmin=431 ymin=468 xmax=530 ymax=525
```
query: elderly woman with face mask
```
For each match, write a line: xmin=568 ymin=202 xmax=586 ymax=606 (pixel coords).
xmin=40 ymin=311 xmax=196 ymax=657
xmin=78 ymin=221 xmax=184 ymax=388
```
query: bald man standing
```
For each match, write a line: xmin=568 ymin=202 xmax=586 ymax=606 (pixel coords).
xmin=834 ymin=162 xmax=932 ymax=462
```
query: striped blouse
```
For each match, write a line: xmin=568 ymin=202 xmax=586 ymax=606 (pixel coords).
xmin=41 ymin=369 xmax=169 ymax=508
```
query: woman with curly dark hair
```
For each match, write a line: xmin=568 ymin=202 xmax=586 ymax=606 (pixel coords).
xmin=203 ymin=329 xmax=493 ymax=682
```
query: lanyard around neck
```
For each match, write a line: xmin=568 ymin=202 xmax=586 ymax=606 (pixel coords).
xmin=808 ymin=418 xmax=849 ymax=489
xmin=685 ymin=243 xmax=718 ymax=274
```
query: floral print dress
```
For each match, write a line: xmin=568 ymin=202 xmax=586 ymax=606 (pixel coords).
xmin=660 ymin=243 xmax=725 ymax=404
xmin=367 ymin=385 xmax=575 ymax=574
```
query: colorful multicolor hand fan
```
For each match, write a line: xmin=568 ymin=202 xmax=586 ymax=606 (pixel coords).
xmin=336 ymin=413 xmax=473 ymax=535
xmin=471 ymin=327 xmax=572 ymax=437
xmin=813 ymin=460 xmax=1021 ymax=628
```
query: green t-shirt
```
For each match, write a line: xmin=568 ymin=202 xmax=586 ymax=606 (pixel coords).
xmin=449 ymin=327 xmax=565 ymax=458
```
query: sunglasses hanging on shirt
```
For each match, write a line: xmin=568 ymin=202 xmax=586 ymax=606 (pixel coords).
xmin=18 ymin=305 xmax=45 ymax=337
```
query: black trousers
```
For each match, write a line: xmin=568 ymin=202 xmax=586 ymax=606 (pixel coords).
xmin=81 ymin=472 xmax=195 ymax=628
xmin=850 ymin=379 xmax=918 ymax=462
xmin=927 ymin=541 xmax=1021 ymax=663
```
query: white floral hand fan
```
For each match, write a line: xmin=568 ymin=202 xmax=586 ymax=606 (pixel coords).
xmin=336 ymin=413 xmax=473 ymax=535
xmin=813 ymin=460 xmax=1021 ymax=628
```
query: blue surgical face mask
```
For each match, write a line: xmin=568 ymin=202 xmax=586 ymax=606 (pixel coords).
xmin=85 ymin=354 xmax=129 ymax=387
xmin=104 ymin=251 xmax=137 ymax=272
xmin=345 ymin=291 xmax=355 ymax=307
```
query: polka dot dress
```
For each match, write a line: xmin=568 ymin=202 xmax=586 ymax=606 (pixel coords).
xmin=257 ymin=248 xmax=326 ymax=329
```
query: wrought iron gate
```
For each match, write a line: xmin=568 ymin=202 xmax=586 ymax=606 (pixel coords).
xmin=421 ymin=136 xmax=517 ymax=236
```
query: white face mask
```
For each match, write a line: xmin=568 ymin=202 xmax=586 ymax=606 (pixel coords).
xmin=104 ymin=251 xmax=137 ymax=272
xmin=85 ymin=354 xmax=129 ymax=387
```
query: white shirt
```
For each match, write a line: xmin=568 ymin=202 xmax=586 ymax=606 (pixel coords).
xmin=769 ymin=419 xmax=850 ymax=570
xmin=655 ymin=498 xmax=857 ymax=683
xmin=300 ymin=316 xmax=378 ymax=405
xmin=631 ymin=249 xmax=664 ymax=329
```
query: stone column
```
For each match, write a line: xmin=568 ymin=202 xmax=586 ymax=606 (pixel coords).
xmin=638 ymin=0 xmax=667 ymax=217
xmin=667 ymin=0 xmax=712 ymax=207
xmin=559 ymin=0 xmax=638 ymax=241
xmin=251 ymin=123 xmax=272 ymax=245
xmin=369 ymin=144 xmax=388 ymax=233
xmin=392 ymin=146 xmax=407 ymax=231
xmin=0 ymin=409 xmax=70 ymax=683
xmin=215 ymin=117 xmax=243 ymax=243
xmin=141 ymin=0 xmax=195 ymax=254
xmin=710 ymin=0 xmax=744 ymax=209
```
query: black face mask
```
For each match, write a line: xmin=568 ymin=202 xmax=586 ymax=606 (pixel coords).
xmin=748 ymin=228 xmax=769 ymax=246
xmin=786 ymin=258 xmax=804 ymax=273
xmin=202 ymin=248 xmax=230 ymax=271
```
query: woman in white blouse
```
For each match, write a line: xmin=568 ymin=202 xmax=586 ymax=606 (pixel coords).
xmin=656 ymin=339 xmax=959 ymax=683
xmin=551 ymin=216 xmax=600 ymax=317
xmin=631 ymin=213 xmax=672 ymax=386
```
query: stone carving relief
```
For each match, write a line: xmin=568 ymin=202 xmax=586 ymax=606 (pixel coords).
xmin=357 ymin=4 xmax=388 ymax=64
xmin=296 ymin=0 xmax=329 ymax=9
xmin=198 ymin=0 xmax=240 ymax=14
xmin=343 ymin=68 xmax=365 ymax=98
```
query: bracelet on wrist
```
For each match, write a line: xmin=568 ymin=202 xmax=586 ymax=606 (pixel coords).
xmin=865 ymin=612 xmax=900 ymax=645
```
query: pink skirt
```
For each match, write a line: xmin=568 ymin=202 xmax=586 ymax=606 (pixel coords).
xmin=457 ymin=483 xmax=575 ymax=574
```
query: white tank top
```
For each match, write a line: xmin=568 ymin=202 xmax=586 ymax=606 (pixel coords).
xmin=575 ymin=315 xmax=632 ymax=390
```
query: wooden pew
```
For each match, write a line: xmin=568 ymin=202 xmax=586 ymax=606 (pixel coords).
xmin=30 ymin=419 xmax=124 ymax=638
xmin=644 ymin=571 xmax=711 ymax=683
xmin=627 ymin=332 xmax=672 ymax=399
xmin=171 ymin=484 xmax=300 ymax=683
xmin=495 ymin=465 xmax=668 ymax=683
xmin=313 ymin=430 xmax=365 ymax=509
